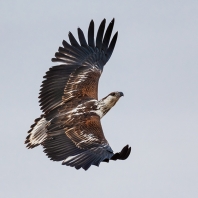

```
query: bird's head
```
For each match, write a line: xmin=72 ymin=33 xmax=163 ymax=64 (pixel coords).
xmin=101 ymin=91 xmax=124 ymax=107
xmin=108 ymin=91 xmax=124 ymax=98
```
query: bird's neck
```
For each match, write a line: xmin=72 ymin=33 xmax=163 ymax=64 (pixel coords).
xmin=95 ymin=96 xmax=119 ymax=118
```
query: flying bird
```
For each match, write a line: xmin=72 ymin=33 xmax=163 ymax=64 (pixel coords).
xmin=25 ymin=19 xmax=131 ymax=170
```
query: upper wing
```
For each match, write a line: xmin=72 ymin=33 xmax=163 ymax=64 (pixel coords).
xmin=39 ymin=19 xmax=118 ymax=114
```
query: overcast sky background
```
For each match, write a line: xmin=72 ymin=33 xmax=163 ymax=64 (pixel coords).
xmin=1 ymin=0 xmax=198 ymax=197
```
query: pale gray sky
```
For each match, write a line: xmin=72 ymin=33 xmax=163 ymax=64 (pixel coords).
xmin=1 ymin=0 xmax=198 ymax=197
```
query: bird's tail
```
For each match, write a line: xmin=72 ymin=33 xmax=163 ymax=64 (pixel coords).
xmin=25 ymin=115 xmax=48 ymax=149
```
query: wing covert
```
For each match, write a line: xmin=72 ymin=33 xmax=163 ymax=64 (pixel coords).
xmin=66 ymin=114 xmax=108 ymax=149
xmin=62 ymin=66 xmax=101 ymax=102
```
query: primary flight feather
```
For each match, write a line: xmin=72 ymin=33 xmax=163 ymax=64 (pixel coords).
xmin=25 ymin=19 xmax=131 ymax=170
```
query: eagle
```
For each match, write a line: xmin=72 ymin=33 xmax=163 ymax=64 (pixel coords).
xmin=25 ymin=19 xmax=131 ymax=170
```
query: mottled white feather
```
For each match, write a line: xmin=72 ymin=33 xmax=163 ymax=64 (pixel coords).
xmin=28 ymin=117 xmax=48 ymax=147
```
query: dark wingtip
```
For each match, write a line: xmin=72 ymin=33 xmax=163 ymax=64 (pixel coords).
xmin=119 ymin=145 xmax=131 ymax=160
xmin=68 ymin=31 xmax=72 ymax=39
xmin=51 ymin=58 xmax=55 ymax=62
xmin=103 ymin=158 xmax=110 ymax=163
xmin=110 ymin=144 xmax=131 ymax=161
xmin=102 ymin=18 xmax=106 ymax=24
xmin=106 ymin=31 xmax=118 ymax=59
xmin=78 ymin=27 xmax=87 ymax=47
xmin=77 ymin=27 xmax=81 ymax=33
xmin=68 ymin=31 xmax=80 ymax=47
xmin=96 ymin=19 xmax=106 ymax=49
xmin=119 ymin=145 xmax=129 ymax=157
xmin=88 ymin=20 xmax=95 ymax=47
xmin=125 ymin=147 xmax=131 ymax=159
xmin=102 ymin=18 xmax=115 ymax=53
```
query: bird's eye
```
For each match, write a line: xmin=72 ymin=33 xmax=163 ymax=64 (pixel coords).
xmin=111 ymin=93 xmax=116 ymax=96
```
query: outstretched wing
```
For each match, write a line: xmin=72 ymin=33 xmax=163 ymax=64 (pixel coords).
xmin=39 ymin=19 xmax=118 ymax=114
xmin=43 ymin=110 xmax=114 ymax=170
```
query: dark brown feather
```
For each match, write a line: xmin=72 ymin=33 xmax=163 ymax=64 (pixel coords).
xmin=66 ymin=114 xmax=108 ymax=149
xmin=63 ymin=66 xmax=101 ymax=102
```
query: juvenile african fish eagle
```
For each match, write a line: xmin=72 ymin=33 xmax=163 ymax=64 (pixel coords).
xmin=25 ymin=19 xmax=131 ymax=170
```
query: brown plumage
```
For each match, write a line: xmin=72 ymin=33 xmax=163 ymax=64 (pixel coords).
xmin=25 ymin=19 xmax=131 ymax=170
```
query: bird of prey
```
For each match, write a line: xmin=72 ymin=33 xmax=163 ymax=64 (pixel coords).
xmin=25 ymin=19 xmax=131 ymax=170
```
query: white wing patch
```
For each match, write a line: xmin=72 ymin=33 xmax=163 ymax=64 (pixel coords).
xmin=28 ymin=117 xmax=48 ymax=147
xmin=78 ymin=133 xmax=99 ymax=145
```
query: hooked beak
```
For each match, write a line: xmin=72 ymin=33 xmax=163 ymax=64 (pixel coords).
xmin=119 ymin=92 xmax=124 ymax=97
